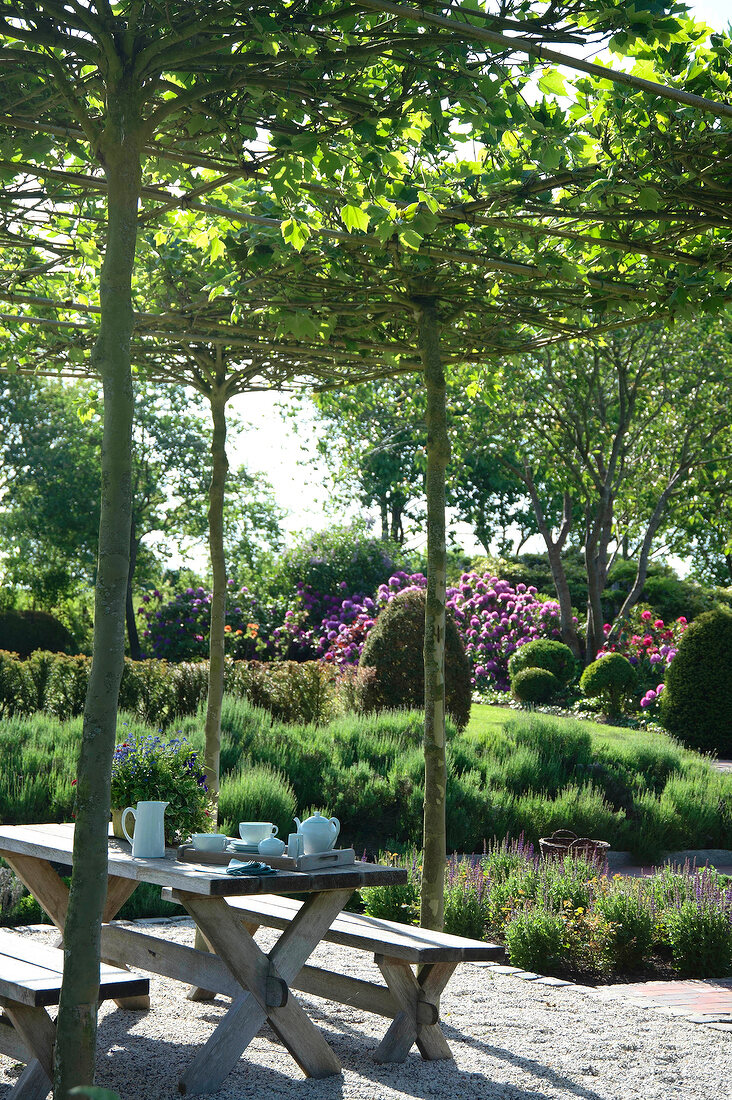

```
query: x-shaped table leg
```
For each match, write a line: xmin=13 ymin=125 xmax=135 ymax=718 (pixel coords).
xmin=176 ymin=888 xmax=353 ymax=1095
xmin=373 ymin=955 xmax=456 ymax=1063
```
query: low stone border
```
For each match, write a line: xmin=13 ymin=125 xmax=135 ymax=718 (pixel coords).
xmin=472 ymin=958 xmax=732 ymax=1032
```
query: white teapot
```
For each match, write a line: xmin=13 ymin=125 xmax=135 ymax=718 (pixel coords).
xmin=293 ymin=812 xmax=340 ymax=855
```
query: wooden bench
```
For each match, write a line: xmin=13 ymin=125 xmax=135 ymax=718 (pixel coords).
xmin=224 ymin=893 xmax=504 ymax=1063
xmin=0 ymin=930 xmax=149 ymax=1100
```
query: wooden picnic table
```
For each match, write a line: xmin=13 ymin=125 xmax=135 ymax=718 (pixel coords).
xmin=0 ymin=822 xmax=406 ymax=1094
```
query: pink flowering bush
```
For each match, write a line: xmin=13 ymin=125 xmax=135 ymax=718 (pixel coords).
xmin=281 ymin=570 xmax=563 ymax=690
xmin=598 ymin=608 xmax=688 ymax=702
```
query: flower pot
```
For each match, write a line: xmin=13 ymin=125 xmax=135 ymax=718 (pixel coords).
xmin=111 ymin=807 xmax=134 ymax=840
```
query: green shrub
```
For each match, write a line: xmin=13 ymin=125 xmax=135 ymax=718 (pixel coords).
xmin=226 ymin=660 xmax=339 ymax=725
xmin=361 ymin=853 xmax=420 ymax=922
xmin=0 ymin=609 xmax=74 ymax=658
xmin=508 ymin=639 xmax=577 ymax=686
xmin=660 ymin=608 xmax=732 ymax=755
xmin=443 ymin=858 xmax=490 ymax=939
xmin=268 ymin=520 xmax=412 ymax=602
xmin=49 ymin=654 xmax=91 ymax=719
xmin=504 ymin=908 xmax=567 ymax=974
xmin=595 ymin=885 xmax=654 ymax=970
xmin=24 ymin=650 xmax=58 ymax=713
xmin=580 ymin=653 xmax=636 ymax=718
xmin=218 ymin=763 xmax=298 ymax=841
xmin=511 ymin=667 xmax=558 ymax=705
xmin=356 ymin=588 xmax=472 ymax=730
xmin=0 ymin=650 xmax=31 ymax=716
xmin=665 ymin=900 xmax=732 ymax=977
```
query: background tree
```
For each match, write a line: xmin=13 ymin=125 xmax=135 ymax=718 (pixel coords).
xmin=480 ymin=320 xmax=732 ymax=661
xmin=304 ymin=379 xmax=425 ymax=543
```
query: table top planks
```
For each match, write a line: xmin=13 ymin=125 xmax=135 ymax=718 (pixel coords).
xmin=0 ymin=823 xmax=407 ymax=897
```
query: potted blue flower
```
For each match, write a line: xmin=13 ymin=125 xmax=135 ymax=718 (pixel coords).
xmin=110 ymin=733 xmax=213 ymax=845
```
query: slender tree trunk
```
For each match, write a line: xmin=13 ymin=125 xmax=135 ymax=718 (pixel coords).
xmin=611 ymin=482 xmax=677 ymax=631
xmin=416 ymin=300 xmax=449 ymax=933
xmin=125 ymin=512 xmax=142 ymax=661
xmin=380 ymin=499 xmax=389 ymax=541
xmin=585 ymin=494 xmax=613 ymax=662
xmin=54 ymin=94 xmax=140 ymax=1100
xmin=524 ymin=478 xmax=581 ymax=658
xmin=204 ymin=381 xmax=228 ymax=810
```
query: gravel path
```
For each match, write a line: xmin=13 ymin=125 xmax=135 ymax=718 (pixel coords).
xmin=1 ymin=921 xmax=728 ymax=1100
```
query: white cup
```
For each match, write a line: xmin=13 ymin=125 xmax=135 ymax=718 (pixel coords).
xmin=288 ymin=833 xmax=304 ymax=859
xmin=191 ymin=833 xmax=228 ymax=852
xmin=239 ymin=821 xmax=278 ymax=844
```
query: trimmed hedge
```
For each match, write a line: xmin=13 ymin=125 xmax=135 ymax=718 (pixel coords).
xmin=511 ymin=667 xmax=559 ymax=705
xmin=580 ymin=653 xmax=636 ymax=718
xmin=355 ymin=587 xmax=472 ymax=730
xmin=508 ymin=638 xmax=577 ymax=686
xmin=0 ymin=610 xmax=74 ymax=659
xmin=660 ymin=608 xmax=732 ymax=755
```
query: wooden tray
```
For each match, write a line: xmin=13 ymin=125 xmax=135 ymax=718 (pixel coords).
xmin=176 ymin=843 xmax=356 ymax=872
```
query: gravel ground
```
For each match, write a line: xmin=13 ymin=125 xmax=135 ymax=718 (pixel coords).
xmin=1 ymin=920 xmax=728 ymax=1100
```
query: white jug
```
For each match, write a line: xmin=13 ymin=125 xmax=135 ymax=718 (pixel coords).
xmin=121 ymin=800 xmax=169 ymax=858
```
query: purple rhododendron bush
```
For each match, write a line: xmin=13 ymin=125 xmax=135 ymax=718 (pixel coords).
xmin=140 ymin=570 xmax=564 ymax=693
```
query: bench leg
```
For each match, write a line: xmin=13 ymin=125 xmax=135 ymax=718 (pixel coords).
xmin=175 ymin=890 xmax=351 ymax=1093
xmin=0 ymin=999 xmax=55 ymax=1099
xmin=373 ymin=956 xmax=455 ymax=1063
xmin=6 ymin=1059 xmax=51 ymax=1100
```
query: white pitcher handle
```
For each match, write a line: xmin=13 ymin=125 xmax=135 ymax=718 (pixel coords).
xmin=330 ymin=817 xmax=340 ymax=848
xmin=121 ymin=806 xmax=136 ymax=846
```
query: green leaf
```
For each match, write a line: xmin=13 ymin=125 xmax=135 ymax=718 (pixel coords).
xmin=209 ymin=237 xmax=225 ymax=262
xmin=398 ymin=228 xmax=423 ymax=252
xmin=638 ymin=187 xmax=661 ymax=211
xmin=537 ymin=70 xmax=567 ymax=97
xmin=280 ymin=218 xmax=310 ymax=253
xmin=339 ymin=204 xmax=370 ymax=233
xmin=374 ymin=220 xmax=397 ymax=244
xmin=418 ymin=190 xmax=440 ymax=214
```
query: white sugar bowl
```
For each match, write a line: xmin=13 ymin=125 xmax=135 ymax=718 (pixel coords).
xmin=258 ymin=835 xmax=286 ymax=858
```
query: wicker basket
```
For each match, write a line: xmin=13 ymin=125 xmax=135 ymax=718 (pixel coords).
xmin=538 ymin=829 xmax=610 ymax=861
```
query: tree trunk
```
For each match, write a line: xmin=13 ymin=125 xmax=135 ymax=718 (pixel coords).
xmin=125 ymin=511 xmax=142 ymax=661
xmin=611 ymin=481 xmax=677 ymax=630
xmin=204 ymin=382 xmax=229 ymax=810
xmin=54 ymin=95 xmax=140 ymax=1100
xmin=524 ymin=478 xmax=581 ymax=658
xmin=584 ymin=493 xmax=613 ymax=662
xmin=380 ymin=499 xmax=389 ymax=541
xmin=416 ymin=300 xmax=449 ymax=933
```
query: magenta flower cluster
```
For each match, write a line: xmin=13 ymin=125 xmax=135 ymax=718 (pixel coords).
xmin=598 ymin=608 xmax=688 ymax=707
xmin=282 ymin=570 xmax=562 ymax=689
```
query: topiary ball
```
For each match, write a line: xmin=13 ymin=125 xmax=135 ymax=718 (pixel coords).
xmin=659 ymin=608 xmax=732 ymax=755
xmin=508 ymin=638 xmax=577 ymax=686
xmin=355 ymin=587 xmax=472 ymax=730
xmin=511 ymin=667 xmax=559 ymax=705
xmin=580 ymin=653 xmax=636 ymax=718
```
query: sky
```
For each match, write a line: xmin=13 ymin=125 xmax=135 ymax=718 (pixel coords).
xmin=223 ymin=0 xmax=728 ymax=562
